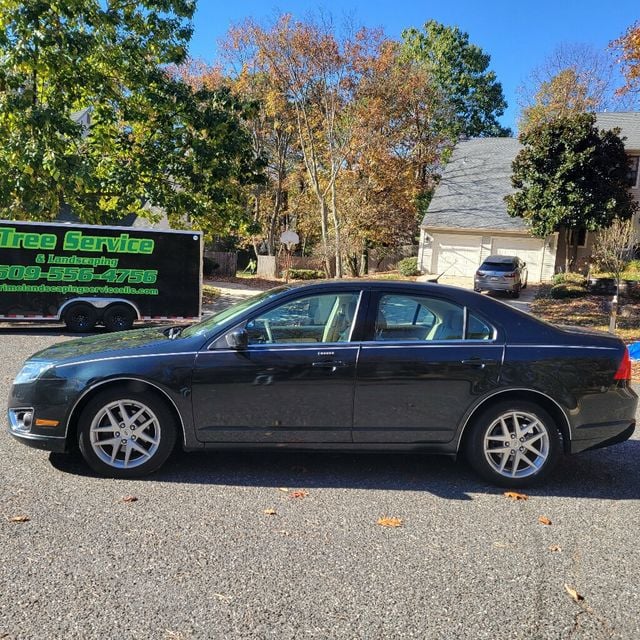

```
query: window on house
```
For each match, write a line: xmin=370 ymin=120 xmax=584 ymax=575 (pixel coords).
xmin=629 ymin=156 xmax=640 ymax=188
xmin=568 ymin=227 xmax=588 ymax=248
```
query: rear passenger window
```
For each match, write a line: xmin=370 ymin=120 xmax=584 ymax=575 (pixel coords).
xmin=375 ymin=294 xmax=462 ymax=341
xmin=467 ymin=313 xmax=493 ymax=340
xmin=373 ymin=295 xmax=494 ymax=342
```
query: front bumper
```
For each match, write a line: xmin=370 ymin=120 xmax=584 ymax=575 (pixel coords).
xmin=9 ymin=429 xmax=68 ymax=452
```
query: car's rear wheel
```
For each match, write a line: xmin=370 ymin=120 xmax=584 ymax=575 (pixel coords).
xmin=103 ymin=304 xmax=136 ymax=331
xmin=511 ymin=285 xmax=521 ymax=299
xmin=464 ymin=400 xmax=561 ymax=487
xmin=64 ymin=303 xmax=97 ymax=332
xmin=78 ymin=389 xmax=177 ymax=478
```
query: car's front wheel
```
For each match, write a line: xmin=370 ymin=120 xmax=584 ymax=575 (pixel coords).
xmin=78 ymin=389 xmax=177 ymax=478
xmin=464 ymin=400 xmax=561 ymax=487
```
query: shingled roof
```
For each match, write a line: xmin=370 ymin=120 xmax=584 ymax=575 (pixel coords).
xmin=421 ymin=112 xmax=640 ymax=232
xmin=596 ymin=112 xmax=640 ymax=150
xmin=420 ymin=137 xmax=525 ymax=231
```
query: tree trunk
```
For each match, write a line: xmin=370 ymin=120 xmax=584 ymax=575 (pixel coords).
xmin=564 ymin=228 xmax=571 ymax=272
xmin=330 ymin=182 xmax=342 ymax=278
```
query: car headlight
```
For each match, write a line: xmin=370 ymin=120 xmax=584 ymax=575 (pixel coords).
xmin=14 ymin=361 xmax=54 ymax=384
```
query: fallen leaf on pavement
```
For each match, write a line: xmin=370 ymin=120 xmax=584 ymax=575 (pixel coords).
xmin=290 ymin=490 xmax=309 ymax=499
xmin=564 ymin=583 xmax=585 ymax=602
xmin=278 ymin=487 xmax=289 ymax=492
xmin=9 ymin=515 xmax=30 ymax=523
xmin=538 ymin=516 xmax=552 ymax=525
xmin=263 ymin=508 xmax=277 ymax=516
xmin=213 ymin=593 xmax=232 ymax=601
xmin=548 ymin=545 xmax=562 ymax=552
xmin=504 ymin=491 xmax=528 ymax=501
xmin=377 ymin=516 xmax=403 ymax=528
xmin=122 ymin=495 xmax=138 ymax=503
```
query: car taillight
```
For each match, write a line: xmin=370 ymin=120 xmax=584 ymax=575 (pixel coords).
xmin=477 ymin=271 xmax=487 ymax=276
xmin=614 ymin=347 xmax=631 ymax=382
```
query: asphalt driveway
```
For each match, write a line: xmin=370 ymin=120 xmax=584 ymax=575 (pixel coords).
xmin=1 ymin=327 xmax=639 ymax=640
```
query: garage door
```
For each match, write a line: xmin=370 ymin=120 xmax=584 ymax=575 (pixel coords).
xmin=433 ymin=234 xmax=482 ymax=277
xmin=491 ymin=237 xmax=545 ymax=282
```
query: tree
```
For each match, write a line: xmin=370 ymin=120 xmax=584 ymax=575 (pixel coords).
xmin=519 ymin=69 xmax=599 ymax=134
xmin=518 ymin=43 xmax=639 ymax=133
xmin=505 ymin=113 xmax=638 ymax=270
xmin=226 ymin=15 xmax=397 ymax=277
xmin=612 ymin=21 xmax=640 ymax=97
xmin=0 ymin=1 xmax=262 ymax=232
xmin=592 ymin=218 xmax=634 ymax=291
xmin=401 ymin=20 xmax=510 ymax=139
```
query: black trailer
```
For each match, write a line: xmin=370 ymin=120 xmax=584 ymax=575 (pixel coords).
xmin=0 ymin=220 xmax=202 ymax=331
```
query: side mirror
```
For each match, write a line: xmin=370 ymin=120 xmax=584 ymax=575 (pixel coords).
xmin=226 ymin=328 xmax=248 ymax=350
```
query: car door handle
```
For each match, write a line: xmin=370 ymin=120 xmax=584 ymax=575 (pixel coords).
xmin=461 ymin=358 xmax=490 ymax=368
xmin=312 ymin=360 xmax=347 ymax=370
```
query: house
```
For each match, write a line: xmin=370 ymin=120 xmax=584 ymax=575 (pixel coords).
xmin=418 ymin=112 xmax=640 ymax=282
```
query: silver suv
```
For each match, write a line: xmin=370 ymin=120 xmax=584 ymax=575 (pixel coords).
xmin=474 ymin=255 xmax=528 ymax=298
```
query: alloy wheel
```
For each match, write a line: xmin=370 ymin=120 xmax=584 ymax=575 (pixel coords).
xmin=483 ymin=410 xmax=550 ymax=479
xmin=89 ymin=399 xmax=161 ymax=469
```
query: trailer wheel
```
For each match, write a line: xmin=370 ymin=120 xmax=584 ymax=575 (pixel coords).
xmin=64 ymin=303 xmax=97 ymax=332
xmin=104 ymin=304 xmax=136 ymax=332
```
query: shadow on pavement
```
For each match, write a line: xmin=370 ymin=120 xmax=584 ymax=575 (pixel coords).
xmin=49 ymin=438 xmax=640 ymax=501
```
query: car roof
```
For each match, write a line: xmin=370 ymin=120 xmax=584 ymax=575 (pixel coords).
xmin=481 ymin=255 xmax=518 ymax=263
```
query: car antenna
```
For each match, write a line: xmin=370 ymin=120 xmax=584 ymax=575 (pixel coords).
xmin=427 ymin=264 xmax=451 ymax=283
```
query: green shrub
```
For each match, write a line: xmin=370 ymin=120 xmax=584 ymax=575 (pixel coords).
xmin=397 ymin=256 xmax=419 ymax=277
xmin=552 ymin=272 xmax=587 ymax=286
xmin=550 ymin=283 xmax=587 ymax=299
xmin=285 ymin=268 xmax=325 ymax=280
xmin=625 ymin=259 xmax=640 ymax=273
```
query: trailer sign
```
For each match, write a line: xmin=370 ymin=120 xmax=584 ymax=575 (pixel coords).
xmin=0 ymin=220 xmax=202 ymax=331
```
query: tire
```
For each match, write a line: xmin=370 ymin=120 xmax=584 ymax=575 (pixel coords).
xmin=103 ymin=304 xmax=136 ymax=332
xmin=64 ymin=303 xmax=98 ymax=332
xmin=522 ymin=277 xmax=528 ymax=290
xmin=511 ymin=285 xmax=521 ymax=299
xmin=464 ymin=400 xmax=561 ymax=487
xmin=78 ymin=388 xmax=177 ymax=478
xmin=474 ymin=287 xmax=482 ymax=293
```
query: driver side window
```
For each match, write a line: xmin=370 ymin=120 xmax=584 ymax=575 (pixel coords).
xmin=245 ymin=292 xmax=360 ymax=345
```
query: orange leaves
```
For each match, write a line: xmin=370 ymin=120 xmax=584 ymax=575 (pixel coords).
xmin=538 ymin=516 xmax=552 ymax=526
xmin=504 ymin=491 xmax=528 ymax=501
xmin=564 ymin=584 xmax=585 ymax=603
xmin=122 ymin=495 xmax=138 ymax=503
xmin=8 ymin=515 xmax=30 ymax=523
xmin=612 ymin=22 xmax=640 ymax=94
xmin=377 ymin=516 xmax=403 ymax=528
xmin=289 ymin=490 xmax=308 ymax=499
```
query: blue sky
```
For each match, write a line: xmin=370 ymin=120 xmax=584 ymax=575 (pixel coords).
xmin=188 ymin=0 xmax=639 ymax=131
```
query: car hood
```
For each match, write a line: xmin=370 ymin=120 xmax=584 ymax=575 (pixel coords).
xmin=27 ymin=327 xmax=179 ymax=364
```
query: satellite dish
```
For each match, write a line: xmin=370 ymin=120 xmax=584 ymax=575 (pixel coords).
xmin=280 ymin=230 xmax=299 ymax=249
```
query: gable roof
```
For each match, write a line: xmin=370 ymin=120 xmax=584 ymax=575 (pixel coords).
xmin=421 ymin=112 xmax=640 ymax=232
xmin=421 ymin=137 xmax=525 ymax=232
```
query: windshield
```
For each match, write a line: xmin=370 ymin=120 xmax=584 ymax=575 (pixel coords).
xmin=480 ymin=262 xmax=516 ymax=272
xmin=181 ymin=286 xmax=291 ymax=338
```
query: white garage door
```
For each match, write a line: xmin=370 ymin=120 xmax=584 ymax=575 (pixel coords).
xmin=434 ymin=234 xmax=482 ymax=277
xmin=491 ymin=237 xmax=545 ymax=282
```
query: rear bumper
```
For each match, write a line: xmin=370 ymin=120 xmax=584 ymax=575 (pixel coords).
xmin=474 ymin=279 xmax=518 ymax=292
xmin=570 ymin=421 xmax=635 ymax=453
